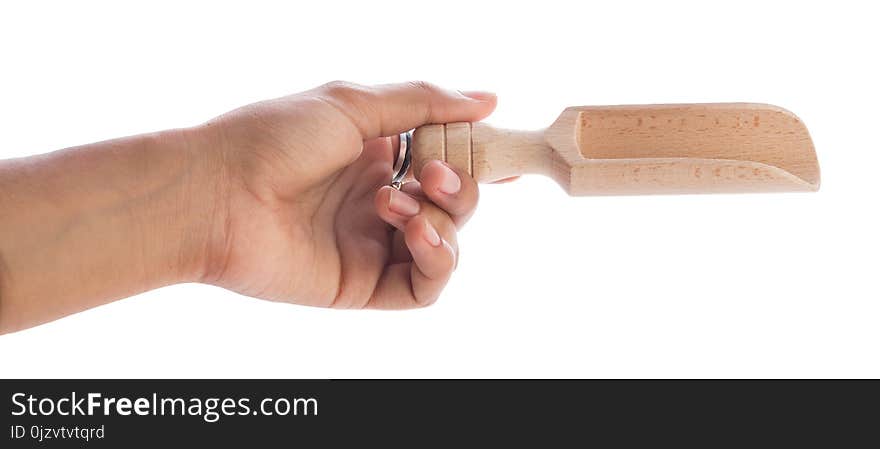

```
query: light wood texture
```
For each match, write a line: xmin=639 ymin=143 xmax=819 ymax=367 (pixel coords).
xmin=411 ymin=103 xmax=820 ymax=195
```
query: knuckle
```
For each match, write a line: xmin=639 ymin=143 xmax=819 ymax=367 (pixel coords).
xmin=321 ymin=79 xmax=354 ymax=92
xmin=320 ymin=80 xmax=366 ymax=102
xmin=406 ymin=80 xmax=443 ymax=122
xmin=407 ymin=80 xmax=438 ymax=94
xmin=316 ymin=80 xmax=377 ymax=136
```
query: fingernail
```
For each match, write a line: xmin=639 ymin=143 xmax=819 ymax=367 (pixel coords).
xmin=423 ymin=220 xmax=442 ymax=247
xmin=459 ymin=90 xmax=496 ymax=102
xmin=435 ymin=162 xmax=461 ymax=195
xmin=388 ymin=190 xmax=420 ymax=216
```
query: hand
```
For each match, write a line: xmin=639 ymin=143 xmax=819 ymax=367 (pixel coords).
xmin=197 ymin=82 xmax=497 ymax=308
xmin=0 ymin=80 xmax=496 ymax=333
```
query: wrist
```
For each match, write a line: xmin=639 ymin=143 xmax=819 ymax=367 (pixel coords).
xmin=164 ymin=124 xmax=233 ymax=285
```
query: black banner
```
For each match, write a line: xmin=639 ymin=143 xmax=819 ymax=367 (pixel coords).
xmin=2 ymin=380 xmax=878 ymax=446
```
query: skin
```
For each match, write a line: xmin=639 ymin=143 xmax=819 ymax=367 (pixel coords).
xmin=0 ymin=81 xmax=497 ymax=334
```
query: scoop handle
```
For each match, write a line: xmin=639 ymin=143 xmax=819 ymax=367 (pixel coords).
xmin=411 ymin=123 xmax=551 ymax=182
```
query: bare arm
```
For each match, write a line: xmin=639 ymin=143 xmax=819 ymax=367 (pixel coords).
xmin=0 ymin=81 xmax=496 ymax=334
xmin=0 ymin=128 xmax=223 ymax=332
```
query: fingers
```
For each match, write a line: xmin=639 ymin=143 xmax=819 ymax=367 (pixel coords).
xmin=313 ymin=81 xmax=497 ymax=139
xmin=417 ymin=160 xmax=479 ymax=227
xmin=374 ymin=161 xmax=479 ymax=231
xmin=367 ymin=212 xmax=457 ymax=309
xmin=369 ymin=156 xmax=480 ymax=309
xmin=370 ymin=176 xmax=467 ymax=308
xmin=374 ymin=186 xmax=422 ymax=231
xmin=404 ymin=215 xmax=457 ymax=305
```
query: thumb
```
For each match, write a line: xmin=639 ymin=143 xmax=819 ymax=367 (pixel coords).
xmin=312 ymin=81 xmax=497 ymax=139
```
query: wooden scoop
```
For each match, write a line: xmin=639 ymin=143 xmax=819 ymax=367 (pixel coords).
xmin=411 ymin=103 xmax=820 ymax=195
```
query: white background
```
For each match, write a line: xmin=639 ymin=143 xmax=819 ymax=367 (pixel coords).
xmin=1 ymin=0 xmax=877 ymax=378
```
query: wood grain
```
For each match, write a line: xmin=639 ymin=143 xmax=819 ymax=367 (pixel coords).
xmin=411 ymin=103 xmax=820 ymax=195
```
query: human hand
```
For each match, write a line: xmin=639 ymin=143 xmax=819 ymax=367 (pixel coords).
xmin=195 ymin=82 xmax=497 ymax=308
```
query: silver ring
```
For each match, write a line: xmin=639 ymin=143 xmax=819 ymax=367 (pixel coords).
xmin=390 ymin=131 xmax=412 ymax=190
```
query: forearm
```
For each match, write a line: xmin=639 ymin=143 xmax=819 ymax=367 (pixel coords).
xmin=0 ymin=127 xmax=226 ymax=333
